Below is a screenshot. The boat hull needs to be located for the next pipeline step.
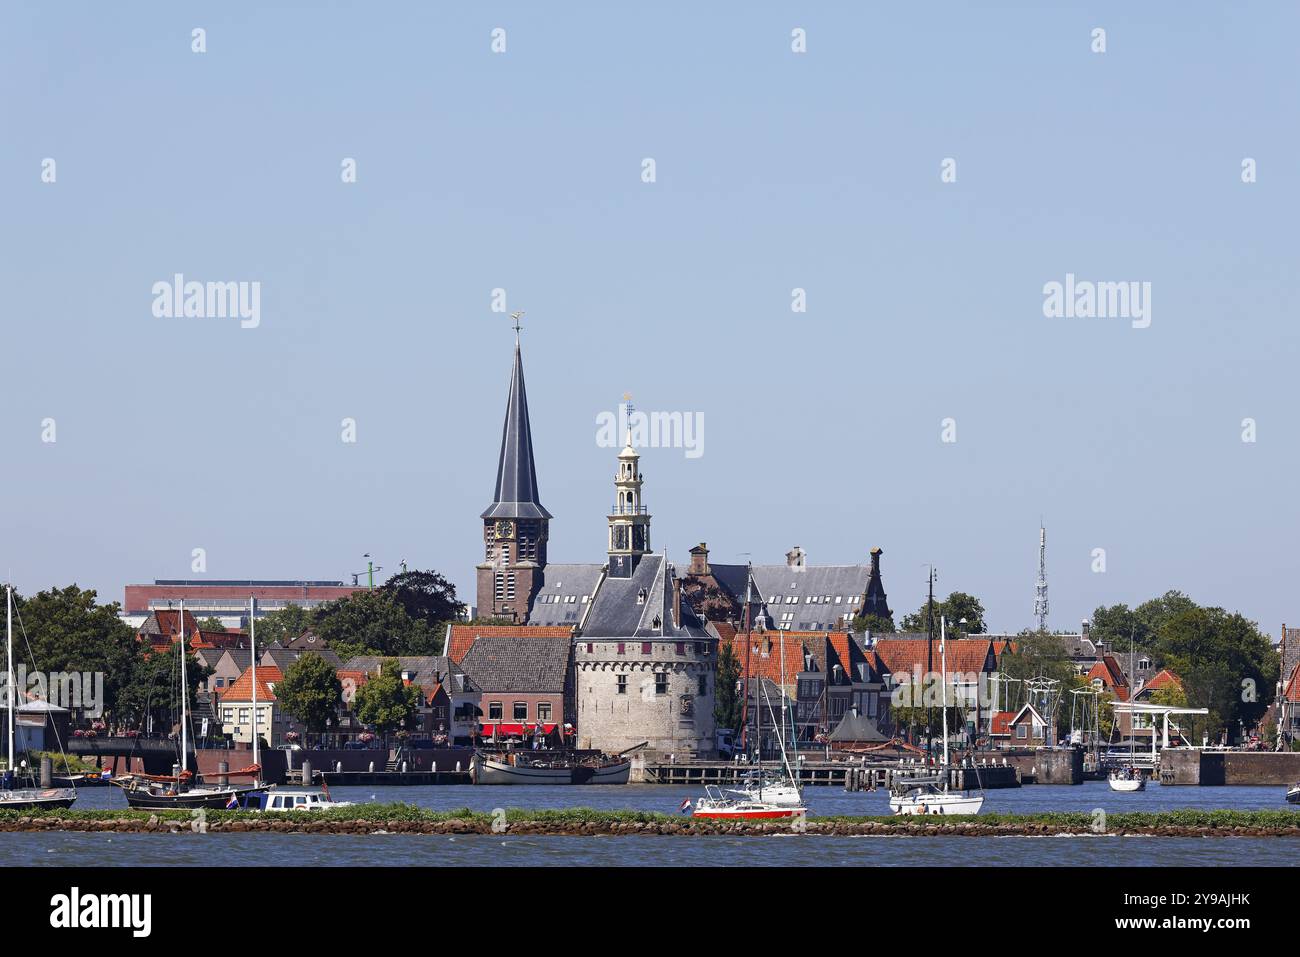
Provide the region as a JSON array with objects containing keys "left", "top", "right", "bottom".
[
  {"left": 1108, "top": 777, "right": 1146, "bottom": 792},
  {"left": 0, "top": 788, "right": 78, "bottom": 811},
  {"left": 889, "top": 793, "right": 985, "bottom": 815},
  {"left": 473, "top": 755, "right": 631, "bottom": 785},
  {"left": 1288, "top": 785, "right": 1300, "bottom": 805},
  {"left": 116, "top": 783, "right": 265, "bottom": 810},
  {"left": 692, "top": 806, "right": 806, "bottom": 821}
]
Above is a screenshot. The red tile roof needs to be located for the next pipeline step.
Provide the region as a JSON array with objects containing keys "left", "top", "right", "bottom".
[
  {"left": 222, "top": 665, "right": 283, "bottom": 703},
  {"left": 1285, "top": 662, "right": 1300, "bottom": 704},
  {"left": 989, "top": 711, "right": 1016, "bottom": 736},
  {"left": 445, "top": 624, "right": 572, "bottom": 664},
  {"left": 1086, "top": 655, "right": 1130, "bottom": 700},
  {"left": 872, "top": 638, "right": 995, "bottom": 677},
  {"left": 726, "top": 631, "right": 858, "bottom": 688},
  {"left": 1143, "top": 668, "right": 1182, "bottom": 693}
]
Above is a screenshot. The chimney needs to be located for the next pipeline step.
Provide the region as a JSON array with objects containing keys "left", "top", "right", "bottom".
[
  {"left": 672, "top": 577, "right": 682, "bottom": 628},
  {"left": 689, "top": 543, "right": 710, "bottom": 577},
  {"left": 786, "top": 545, "right": 806, "bottom": 571}
]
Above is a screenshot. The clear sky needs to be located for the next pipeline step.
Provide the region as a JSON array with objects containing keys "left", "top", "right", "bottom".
[{"left": 2, "top": 2, "right": 1296, "bottom": 635}]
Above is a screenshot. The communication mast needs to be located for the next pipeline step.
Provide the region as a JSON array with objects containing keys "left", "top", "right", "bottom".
[{"left": 1033, "top": 523, "right": 1049, "bottom": 633}]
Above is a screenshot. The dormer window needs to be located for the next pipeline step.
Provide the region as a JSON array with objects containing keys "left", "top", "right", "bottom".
[{"left": 636, "top": 588, "right": 647, "bottom": 605}]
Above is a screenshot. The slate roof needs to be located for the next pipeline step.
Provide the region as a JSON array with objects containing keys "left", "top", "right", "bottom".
[
  {"left": 457, "top": 636, "right": 572, "bottom": 694},
  {"left": 445, "top": 624, "right": 573, "bottom": 665},
  {"left": 579, "top": 555, "right": 709, "bottom": 639},
  {"left": 138, "top": 609, "right": 201, "bottom": 639},
  {"left": 263, "top": 643, "right": 342, "bottom": 673},
  {"left": 525, "top": 563, "right": 604, "bottom": 626},
  {"left": 481, "top": 341, "right": 551, "bottom": 521},
  {"left": 213, "top": 647, "right": 255, "bottom": 674},
  {"left": 744, "top": 563, "right": 874, "bottom": 631}
]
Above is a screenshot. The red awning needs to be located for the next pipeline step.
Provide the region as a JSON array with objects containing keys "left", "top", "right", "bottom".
[{"left": 479, "top": 722, "right": 560, "bottom": 737}]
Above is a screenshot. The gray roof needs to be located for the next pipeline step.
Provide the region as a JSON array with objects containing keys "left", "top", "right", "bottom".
[
  {"left": 526, "top": 563, "right": 605, "bottom": 626},
  {"left": 829, "top": 711, "right": 888, "bottom": 743},
  {"left": 265, "top": 644, "right": 342, "bottom": 672},
  {"left": 212, "top": 647, "right": 254, "bottom": 672},
  {"left": 579, "top": 554, "right": 709, "bottom": 639},
  {"left": 481, "top": 341, "right": 551, "bottom": 521},
  {"left": 457, "top": 636, "right": 571, "bottom": 694},
  {"left": 343, "top": 655, "right": 476, "bottom": 694},
  {"left": 743, "top": 563, "right": 873, "bottom": 631}
]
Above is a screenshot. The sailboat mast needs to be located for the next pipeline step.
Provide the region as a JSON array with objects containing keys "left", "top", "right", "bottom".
[
  {"left": 6, "top": 585, "right": 14, "bottom": 773},
  {"left": 250, "top": 597, "right": 259, "bottom": 768},
  {"left": 179, "top": 600, "right": 188, "bottom": 774},
  {"left": 940, "top": 616, "right": 950, "bottom": 769}
]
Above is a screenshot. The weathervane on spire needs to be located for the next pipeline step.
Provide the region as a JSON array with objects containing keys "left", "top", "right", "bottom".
[{"left": 509, "top": 311, "right": 525, "bottom": 342}]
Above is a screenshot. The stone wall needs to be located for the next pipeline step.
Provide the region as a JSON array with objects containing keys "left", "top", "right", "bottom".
[{"left": 575, "top": 640, "right": 716, "bottom": 757}]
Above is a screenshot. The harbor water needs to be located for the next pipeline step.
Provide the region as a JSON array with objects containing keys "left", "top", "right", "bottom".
[{"left": 3, "top": 781, "right": 1296, "bottom": 866}]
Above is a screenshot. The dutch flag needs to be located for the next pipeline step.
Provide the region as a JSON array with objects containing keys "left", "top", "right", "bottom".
[
  {"left": 678, "top": 799, "right": 691, "bottom": 814},
  {"left": 225, "top": 795, "right": 239, "bottom": 810}
]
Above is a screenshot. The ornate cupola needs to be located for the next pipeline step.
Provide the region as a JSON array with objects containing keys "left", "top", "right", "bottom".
[
  {"left": 607, "top": 404, "right": 651, "bottom": 579},
  {"left": 476, "top": 320, "right": 551, "bottom": 622}
]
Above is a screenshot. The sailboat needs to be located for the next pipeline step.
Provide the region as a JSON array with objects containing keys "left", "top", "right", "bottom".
[
  {"left": 114, "top": 599, "right": 265, "bottom": 809},
  {"left": 1108, "top": 632, "right": 1147, "bottom": 792},
  {"left": 0, "top": 584, "right": 77, "bottom": 811},
  {"left": 723, "top": 621, "right": 804, "bottom": 808},
  {"left": 692, "top": 566, "right": 807, "bottom": 822},
  {"left": 889, "top": 615, "right": 984, "bottom": 815}
]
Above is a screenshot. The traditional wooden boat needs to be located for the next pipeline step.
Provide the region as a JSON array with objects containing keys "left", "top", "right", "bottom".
[{"left": 471, "top": 751, "right": 631, "bottom": 785}]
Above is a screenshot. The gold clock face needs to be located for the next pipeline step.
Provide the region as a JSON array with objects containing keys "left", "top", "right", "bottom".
[{"left": 495, "top": 520, "right": 515, "bottom": 539}]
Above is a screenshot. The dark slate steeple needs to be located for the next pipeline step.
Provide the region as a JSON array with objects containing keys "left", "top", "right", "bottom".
[{"left": 482, "top": 339, "right": 552, "bottom": 520}]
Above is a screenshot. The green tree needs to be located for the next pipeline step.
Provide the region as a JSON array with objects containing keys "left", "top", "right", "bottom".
[
  {"left": 312, "top": 591, "right": 439, "bottom": 660},
  {"left": 380, "top": 570, "right": 464, "bottom": 627},
  {"left": 713, "top": 642, "right": 741, "bottom": 731},
  {"left": 9, "top": 586, "right": 142, "bottom": 725},
  {"left": 852, "top": 613, "right": 895, "bottom": 634},
  {"left": 352, "top": 658, "right": 422, "bottom": 736},
  {"left": 196, "top": 616, "right": 227, "bottom": 634},
  {"left": 1153, "top": 607, "right": 1275, "bottom": 743},
  {"left": 998, "top": 629, "right": 1079, "bottom": 735},
  {"left": 115, "top": 642, "right": 210, "bottom": 733},
  {"left": 900, "top": 592, "right": 986, "bottom": 635},
  {"left": 276, "top": 651, "right": 343, "bottom": 735}
]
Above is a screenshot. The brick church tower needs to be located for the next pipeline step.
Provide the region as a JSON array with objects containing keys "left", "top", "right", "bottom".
[{"left": 476, "top": 333, "right": 551, "bottom": 622}]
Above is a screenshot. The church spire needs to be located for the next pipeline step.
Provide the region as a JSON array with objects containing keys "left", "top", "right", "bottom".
[{"left": 482, "top": 336, "right": 551, "bottom": 520}]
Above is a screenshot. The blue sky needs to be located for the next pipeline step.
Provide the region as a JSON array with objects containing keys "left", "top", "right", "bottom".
[{"left": 2, "top": 2, "right": 1297, "bottom": 635}]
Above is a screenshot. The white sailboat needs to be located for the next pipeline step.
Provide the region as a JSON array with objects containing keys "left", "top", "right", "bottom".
[
  {"left": 0, "top": 584, "right": 78, "bottom": 810},
  {"left": 889, "top": 615, "right": 984, "bottom": 815},
  {"left": 693, "top": 566, "right": 808, "bottom": 821},
  {"left": 1108, "top": 633, "right": 1147, "bottom": 792}
]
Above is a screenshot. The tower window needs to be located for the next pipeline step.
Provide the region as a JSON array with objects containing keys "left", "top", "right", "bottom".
[
  {"left": 616, "top": 675, "right": 627, "bottom": 694},
  {"left": 655, "top": 674, "right": 668, "bottom": 695}
]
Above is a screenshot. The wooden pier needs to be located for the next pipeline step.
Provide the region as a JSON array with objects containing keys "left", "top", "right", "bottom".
[{"left": 639, "top": 760, "right": 1021, "bottom": 790}]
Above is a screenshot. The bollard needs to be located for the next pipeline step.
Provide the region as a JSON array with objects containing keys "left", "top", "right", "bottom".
[
  {"left": 301, "top": 759, "right": 312, "bottom": 785},
  {"left": 336, "top": 761, "right": 342, "bottom": 773},
  {"left": 218, "top": 761, "right": 229, "bottom": 788},
  {"left": 40, "top": 756, "right": 53, "bottom": 788},
  {"left": 401, "top": 761, "right": 408, "bottom": 773},
  {"left": 368, "top": 761, "right": 375, "bottom": 773},
  {"left": 455, "top": 761, "right": 461, "bottom": 773}
]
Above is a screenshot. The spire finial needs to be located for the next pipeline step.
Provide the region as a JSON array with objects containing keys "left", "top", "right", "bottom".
[{"left": 510, "top": 311, "right": 525, "bottom": 344}]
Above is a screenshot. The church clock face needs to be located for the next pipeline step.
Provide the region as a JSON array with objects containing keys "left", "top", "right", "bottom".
[{"left": 495, "top": 520, "right": 514, "bottom": 539}]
